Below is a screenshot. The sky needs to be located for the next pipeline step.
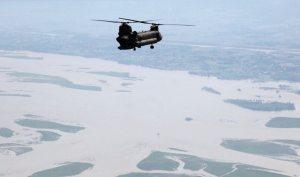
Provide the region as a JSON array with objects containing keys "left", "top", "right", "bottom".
[{"left": 1, "top": 0, "right": 300, "bottom": 46}]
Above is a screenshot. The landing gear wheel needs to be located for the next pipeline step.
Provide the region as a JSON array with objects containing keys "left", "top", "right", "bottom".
[
  {"left": 150, "top": 45, "right": 154, "bottom": 49},
  {"left": 133, "top": 47, "right": 136, "bottom": 51}
]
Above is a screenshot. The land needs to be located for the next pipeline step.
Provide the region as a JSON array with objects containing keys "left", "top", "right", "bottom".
[
  {"left": 265, "top": 117, "right": 300, "bottom": 128},
  {"left": 1, "top": 51, "right": 299, "bottom": 176},
  {"left": 1, "top": 147, "right": 33, "bottom": 156},
  {"left": 185, "top": 117, "right": 193, "bottom": 121},
  {"left": 28, "top": 162, "right": 94, "bottom": 177},
  {"left": 223, "top": 99, "right": 295, "bottom": 111},
  {"left": 1, "top": 1, "right": 300, "bottom": 176},
  {"left": 7, "top": 72, "right": 102, "bottom": 91},
  {"left": 24, "top": 114, "right": 44, "bottom": 118},
  {"left": 37, "top": 131, "right": 61, "bottom": 141},
  {"left": 272, "top": 140, "right": 300, "bottom": 147},
  {"left": 121, "top": 83, "right": 133, "bottom": 87},
  {"left": 1, "top": 30, "right": 300, "bottom": 83},
  {"left": 0, "top": 143, "right": 26, "bottom": 147},
  {"left": 15, "top": 119, "right": 85, "bottom": 133},
  {"left": 128, "top": 151, "right": 292, "bottom": 177},
  {"left": 221, "top": 139, "right": 300, "bottom": 162},
  {"left": 202, "top": 87, "right": 221, "bottom": 95},
  {"left": 168, "top": 148, "right": 187, "bottom": 152},
  {"left": 0, "top": 128, "right": 14, "bottom": 138},
  {"left": 118, "top": 173, "right": 202, "bottom": 177},
  {"left": 88, "top": 71, "right": 136, "bottom": 79}
]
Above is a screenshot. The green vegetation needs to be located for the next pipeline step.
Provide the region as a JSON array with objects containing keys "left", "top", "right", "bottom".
[
  {"left": 121, "top": 83, "right": 133, "bottom": 87},
  {"left": 116, "top": 90, "right": 131, "bottom": 92},
  {"left": 137, "top": 151, "right": 234, "bottom": 176},
  {"left": 265, "top": 117, "right": 300, "bottom": 128},
  {"left": 15, "top": 119, "right": 85, "bottom": 133},
  {"left": 7, "top": 72, "right": 101, "bottom": 91},
  {"left": 3, "top": 56, "right": 43, "bottom": 60},
  {"left": 0, "top": 127, "right": 14, "bottom": 137},
  {"left": 202, "top": 87, "right": 221, "bottom": 95},
  {"left": 180, "top": 156, "right": 235, "bottom": 176},
  {"left": 203, "top": 161, "right": 236, "bottom": 176},
  {"left": 2, "top": 30, "right": 300, "bottom": 83},
  {"left": 137, "top": 151, "right": 180, "bottom": 171},
  {"left": 135, "top": 151, "right": 290, "bottom": 176},
  {"left": 223, "top": 99, "right": 295, "bottom": 111},
  {"left": 118, "top": 173, "right": 202, "bottom": 177},
  {"left": 0, "top": 94, "right": 31, "bottom": 97},
  {"left": 2, "top": 147, "right": 33, "bottom": 156},
  {"left": 221, "top": 139, "right": 298, "bottom": 157},
  {"left": 168, "top": 148, "right": 187, "bottom": 152},
  {"left": 88, "top": 71, "right": 136, "bottom": 79},
  {"left": 225, "top": 165, "right": 291, "bottom": 177},
  {"left": 28, "top": 162, "right": 93, "bottom": 177},
  {"left": 185, "top": 117, "right": 193, "bottom": 121},
  {"left": 37, "top": 130, "right": 61, "bottom": 141},
  {"left": 272, "top": 140, "right": 300, "bottom": 146},
  {"left": 119, "top": 168, "right": 290, "bottom": 177}
]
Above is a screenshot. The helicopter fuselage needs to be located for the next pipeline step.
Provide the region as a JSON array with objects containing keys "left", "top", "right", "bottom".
[{"left": 116, "top": 23, "right": 162, "bottom": 50}]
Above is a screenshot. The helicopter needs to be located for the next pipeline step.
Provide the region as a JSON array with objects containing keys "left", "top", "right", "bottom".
[{"left": 92, "top": 17, "right": 195, "bottom": 51}]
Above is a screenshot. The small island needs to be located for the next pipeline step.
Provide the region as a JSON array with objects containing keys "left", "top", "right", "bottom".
[
  {"left": 223, "top": 99, "right": 295, "bottom": 111},
  {"left": 202, "top": 87, "right": 221, "bottom": 95},
  {"left": 265, "top": 117, "right": 300, "bottom": 128},
  {"left": 15, "top": 119, "right": 85, "bottom": 133},
  {"left": 185, "top": 117, "right": 193, "bottom": 121},
  {"left": 0, "top": 127, "right": 14, "bottom": 138}
]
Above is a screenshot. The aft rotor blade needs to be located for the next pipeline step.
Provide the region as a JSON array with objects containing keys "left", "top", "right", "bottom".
[
  {"left": 141, "top": 19, "right": 165, "bottom": 22},
  {"left": 155, "top": 23, "right": 195, "bottom": 26},
  {"left": 91, "top": 19, "right": 123, "bottom": 23}
]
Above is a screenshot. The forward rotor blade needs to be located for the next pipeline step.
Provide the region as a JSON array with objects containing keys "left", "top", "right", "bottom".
[
  {"left": 119, "top": 17, "right": 164, "bottom": 23},
  {"left": 91, "top": 19, "right": 123, "bottom": 23},
  {"left": 119, "top": 17, "right": 147, "bottom": 23},
  {"left": 118, "top": 18, "right": 194, "bottom": 26}
]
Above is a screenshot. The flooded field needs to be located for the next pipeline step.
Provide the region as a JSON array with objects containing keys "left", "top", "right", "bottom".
[{"left": 0, "top": 51, "right": 300, "bottom": 176}]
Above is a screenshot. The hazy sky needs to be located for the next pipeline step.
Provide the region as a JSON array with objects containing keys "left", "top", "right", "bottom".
[{"left": 1, "top": 0, "right": 300, "bottom": 45}]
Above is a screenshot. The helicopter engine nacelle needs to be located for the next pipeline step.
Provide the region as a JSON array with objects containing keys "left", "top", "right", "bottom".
[
  {"left": 135, "top": 31, "right": 162, "bottom": 48},
  {"left": 136, "top": 31, "right": 159, "bottom": 41},
  {"left": 136, "top": 38, "right": 158, "bottom": 48}
]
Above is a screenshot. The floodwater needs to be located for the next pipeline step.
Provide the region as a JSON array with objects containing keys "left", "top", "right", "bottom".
[{"left": 0, "top": 51, "right": 300, "bottom": 176}]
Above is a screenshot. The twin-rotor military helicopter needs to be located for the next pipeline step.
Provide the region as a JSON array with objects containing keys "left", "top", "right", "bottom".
[{"left": 92, "top": 17, "right": 195, "bottom": 51}]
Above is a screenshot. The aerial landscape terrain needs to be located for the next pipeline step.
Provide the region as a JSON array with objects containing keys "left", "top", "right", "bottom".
[{"left": 1, "top": 0, "right": 300, "bottom": 177}]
